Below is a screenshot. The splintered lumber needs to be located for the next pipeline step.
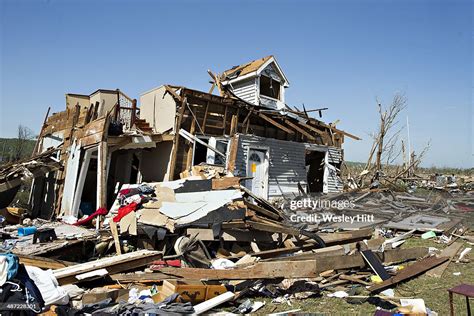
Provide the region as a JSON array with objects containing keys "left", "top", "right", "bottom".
[
  {"left": 239, "top": 185, "right": 286, "bottom": 219},
  {"left": 17, "top": 254, "right": 73, "bottom": 270},
  {"left": 154, "top": 248, "right": 427, "bottom": 281},
  {"left": 426, "top": 242, "right": 463, "bottom": 278},
  {"left": 53, "top": 250, "right": 162, "bottom": 285},
  {"left": 244, "top": 201, "right": 280, "bottom": 220},
  {"left": 211, "top": 177, "right": 242, "bottom": 190},
  {"left": 368, "top": 256, "right": 449, "bottom": 293}
]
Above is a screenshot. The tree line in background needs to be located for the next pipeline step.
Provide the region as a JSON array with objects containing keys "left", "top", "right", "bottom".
[{"left": 0, "top": 125, "right": 36, "bottom": 164}]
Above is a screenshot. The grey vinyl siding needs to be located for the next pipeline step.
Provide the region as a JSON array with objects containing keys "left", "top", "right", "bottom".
[
  {"left": 231, "top": 79, "right": 257, "bottom": 105},
  {"left": 234, "top": 135, "right": 307, "bottom": 199},
  {"left": 327, "top": 147, "right": 343, "bottom": 164},
  {"left": 326, "top": 147, "right": 343, "bottom": 193}
]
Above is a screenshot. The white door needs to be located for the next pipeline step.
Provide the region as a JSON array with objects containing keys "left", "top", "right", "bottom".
[{"left": 247, "top": 149, "right": 268, "bottom": 198}]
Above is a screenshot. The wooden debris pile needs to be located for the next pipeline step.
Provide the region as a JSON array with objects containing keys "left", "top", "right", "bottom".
[{"left": 0, "top": 176, "right": 471, "bottom": 314}]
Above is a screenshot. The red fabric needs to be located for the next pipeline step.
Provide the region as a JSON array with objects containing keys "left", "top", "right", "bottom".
[
  {"left": 113, "top": 202, "right": 138, "bottom": 222},
  {"left": 150, "top": 260, "right": 181, "bottom": 268},
  {"left": 119, "top": 188, "right": 131, "bottom": 196},
  {"left": 73, "top": 207, "right": 108, "bottom": 226}
]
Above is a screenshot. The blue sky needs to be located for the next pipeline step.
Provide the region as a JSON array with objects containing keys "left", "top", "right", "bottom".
[{"left": 1, "top": 0, "right": 472, "bottom": 167}]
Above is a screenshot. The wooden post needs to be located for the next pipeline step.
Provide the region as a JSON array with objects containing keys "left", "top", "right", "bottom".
[
  {"left": 185, "top": 118, "right": 196, "bottom": 169},
  {"left": 96, "top": 141, "right": 108, "bottom": 230},
  {"left": 222, "top": 105, "right": 228, "bottom": 135},
  {"left": 168, "top": 97, "right": 187, "bottom": 180},
  {"left": 202, "top": 101, "right": 209, "bottom": 133},
  {"left": 131, "top": 99, "right": 137, "bottom": 127}
]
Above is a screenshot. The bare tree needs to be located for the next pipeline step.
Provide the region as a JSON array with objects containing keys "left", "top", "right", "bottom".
[
  {"left": 359, "top": 93, "right": 407, "bottom": 186},
  {"left": 12, "top": 125, "right": 34, "bottom": 161}
]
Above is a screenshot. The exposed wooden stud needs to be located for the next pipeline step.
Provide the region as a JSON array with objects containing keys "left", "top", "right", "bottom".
[
  {"left": 186, "top": 118, "right": 196, "bottom": 169},
  {"left": 168, "top": 97, "right": 187, "bottom": 180},
  {"left": 202, "top": 101, "right": 210, "bottom": 133},
  {"left": 222, "top": 105, "right": 228, "bottom": 135},
  {"left": 284, "top": 119, "right": 316, "bottom": 141}
]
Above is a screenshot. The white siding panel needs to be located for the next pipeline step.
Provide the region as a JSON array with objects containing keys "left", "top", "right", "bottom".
[{"left": 232, "top": 79, "right": 257, "bottom": 105}]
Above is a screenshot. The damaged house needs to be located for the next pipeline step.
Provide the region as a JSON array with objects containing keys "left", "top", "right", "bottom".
[{"left": 23, "top": 55, "right": 359, "bottom": 219}]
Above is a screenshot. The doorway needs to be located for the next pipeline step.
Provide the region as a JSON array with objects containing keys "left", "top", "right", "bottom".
[
  {"left": 247, "top": 148, "right": 269, "bottom": 199},
  {"left": 306, "top": 150, "right": 326, "bottom": 193}
]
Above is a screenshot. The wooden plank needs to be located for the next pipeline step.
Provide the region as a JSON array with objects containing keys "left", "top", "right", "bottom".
[
  {"left": 97, "top": 141, "right": 108, "bottom": 210},
  {"left": 222, "top": 105, "right": 228, "bottom": 135},
  {"left": 153, "top": 260, "right": 319, "bottom": 280},
  {"left": 17, "top": 254, "right": 72, "bottom": 270},
  {"left": 114, "top": 248, "right": 429, "bottom": 283},
  {"left": 382, "top": 247, "right": 429, "bottom": 264},
  {"left": 227, "top": 134, "right": 239, "bottom": 173},
  {"left": 296, "top": 120, "right": 326, "bottom": 136},
  {"left": 185, "top": 117, "right": 196, "bottom": 169},
  {"left": 193, "top": 292, "right": 235, "bottom": 314},
  {"left": 284, "top": 119, "right": 316, "bottom": 141},
  {"left": 426, "top": 242, "right": 463, "bottom": 277},
  {"left": 368, "top": 256, "right": 449, "bottom": 293},
  {"left": 202, "top": 101, "right": 210, "bottom": 133},
  {"left": 164, "top": 85, "right": 182, "bottom": 102},
  {"left": 53, "top": 250, "right": 161, "bottom": 285},
  {"left": 258, "top": 113, "right": 295, "bottom": 134},
  {"left": 311, "top": 120, "right": 361, "bottom": 140},
  {"left": 168, "top": 97, "right": 187, "bottom": 180},
  {"left": 230, "top": 114, "right": 238, "bottom": 136},
  {"left": 212, "top": 177, "right": 242, "bottom": 190},
  {"left": 244, "top": 201, "right": 280, "bottom": 220},
  {"left": 315, "top": 228, "right": 373, "bottom": 246},
  {"left": 110, "top": 220, "right": 122, "bottom": 255}
]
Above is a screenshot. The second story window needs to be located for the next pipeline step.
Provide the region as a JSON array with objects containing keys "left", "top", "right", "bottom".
[{"left": 260, "top": 75, "right": 280, "bottom": 100}]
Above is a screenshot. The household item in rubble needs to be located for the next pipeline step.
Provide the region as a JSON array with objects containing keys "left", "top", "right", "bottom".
[
  {"left": 18, "top": 226, "right": 37, "bottom": 237},
  {"left": 32, "top": 228, "right": 57, "bottom": 244}
]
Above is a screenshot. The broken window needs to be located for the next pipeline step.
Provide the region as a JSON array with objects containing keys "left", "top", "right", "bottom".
[
  {"left": 193, "top": 138, "right": 209, "bottom": 165},
  {"left": 193, "top": 137, "right": 228, "bottom": 166},
  {"left": 213, "top": 140, "right": 228, "bottom": 165},
  {"left": 260, "top": 75, "right": 280, "bottom": 100}
]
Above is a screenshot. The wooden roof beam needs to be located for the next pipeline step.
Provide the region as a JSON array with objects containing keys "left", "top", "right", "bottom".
[
  {"left": 284, "top": 119, "right": 316, "bottom": 141},
  {"left": 258, "top": 113, "right": 295, "bottom": 135}
]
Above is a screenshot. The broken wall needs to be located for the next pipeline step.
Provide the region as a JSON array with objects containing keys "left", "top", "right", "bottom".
[{"left": 140, "top": 86, "right": 176, "bottom": 134}]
